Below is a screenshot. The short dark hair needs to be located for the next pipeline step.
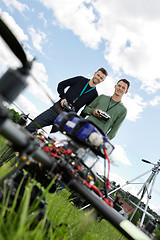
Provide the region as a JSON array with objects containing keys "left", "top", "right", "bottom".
[
  {"left": 97, "top": 68, "right": 108, "bottom": 76},
  {"left": 117, "top": 79, "right": 130, "bottom": 89}
]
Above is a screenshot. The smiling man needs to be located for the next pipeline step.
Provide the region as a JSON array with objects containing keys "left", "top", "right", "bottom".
[
  {"left": 26, "top": 68, "right": 108, "bottom": 133},
  {"left": 82, "top": 79, "right": 130, "bottom": 140}
]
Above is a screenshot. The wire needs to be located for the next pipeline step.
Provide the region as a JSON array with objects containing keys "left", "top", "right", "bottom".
[
  {"left": 12, "top": 102, "right": 48, "bottom": 135},
  {"left": 31, "top": 74, "right": 55, "bottom": 105},
  {"left": 12, "top": 102, "right": 26, "bottom": 115},
  {"left": 103, "top": 148, "right": 111, "bottom": 191}
]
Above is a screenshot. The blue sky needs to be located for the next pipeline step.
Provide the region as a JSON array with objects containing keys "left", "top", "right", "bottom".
[{"left": 0, "top": 0, "right": 160, "bottom": 216}]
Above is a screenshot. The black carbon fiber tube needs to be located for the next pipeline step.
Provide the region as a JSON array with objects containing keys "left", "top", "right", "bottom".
[
  {"left": 0, "top": 117, "right": 150, "bottom": 240},
  {"left": 68, "top": 179, "right": 151, "bottom": 240},
  {"left": 0, "top": 118, "right": 53, "bottom": 168}
]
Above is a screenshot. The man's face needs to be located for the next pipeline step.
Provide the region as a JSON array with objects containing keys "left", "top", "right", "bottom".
[
  {"left": 114, "top": 81, "right": 128, "bottom": 97},
  {"left": 92, "top": 70, "right": 107, "bottom": 85}
]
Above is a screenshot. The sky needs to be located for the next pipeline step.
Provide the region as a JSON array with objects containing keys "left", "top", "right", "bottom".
[{"left": 0, "top": 0, "right": 160, "bottom": 217}]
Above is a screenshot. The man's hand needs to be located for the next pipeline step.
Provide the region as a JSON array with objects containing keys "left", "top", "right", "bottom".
[
  {"left": 60, "top": 99, "right": 68, "bottom": 107},
  {"left": 93, "top": 109, "right": 102, "bottom": 118}
]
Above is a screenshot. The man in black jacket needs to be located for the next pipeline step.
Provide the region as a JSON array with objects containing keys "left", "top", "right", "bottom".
[{"left": 26, "top": 68, "right": 108, "bottom": 133}]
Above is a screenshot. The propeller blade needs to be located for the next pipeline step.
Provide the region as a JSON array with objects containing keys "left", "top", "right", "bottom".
[{"left": 0, "top": 17, "right": 28, "bottom": 68}]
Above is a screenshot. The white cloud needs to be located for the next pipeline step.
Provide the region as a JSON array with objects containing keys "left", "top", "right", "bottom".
[
  {"left": 39, "top": 0, "right": 102, "bottom": 49},
  {"left": 12, "top": 94, "right": 40, "bottom": 119},
  {"left": 11, "top": 94, "right": 52, "bottom": 135},
  {"left": 28, "top": 27, "right": 46, "bottom": 53},
  {"left": 111, "top": 144, "right": 131, "bottom": 166},
  {"left": 92, "top": 161, "right": 137, "bottom": 196},
  {"left": 0, "top": 11, "right": 28, "bottom": 43},
  {"left": 123, "top": 94, "right": 147, "bottom": 121},
  {"left": 93, "top": 0, "right": 160, "bottom": 93},
  {"left": 90, "top": 145, "right": 131, "bottom": 179},
  {"left": 27, "top": 61, "right": 57, "bottom": 104},
  {"left": 0, "top": 11, "right": 56, "bottom": 105},
  {"left": 0, "top": 38, "right": 20, "bottom": 73},
  {"left": 149, "top": 96, "right": 160, "bottom": 106},
  {"left": 38, "top": 12, "right": 47, "bottom": 27},
  {"left": 39, "top": 0, "right": 160, "bottom": 93},
  {"left": 2, "top": 0, "right": 29, "bottom": 13},
  {"left": 149, "top": 203, "right": 160, "bottom": 216},
  {"left": 97, "top": 76, "right": 115, "bottom": 96}
]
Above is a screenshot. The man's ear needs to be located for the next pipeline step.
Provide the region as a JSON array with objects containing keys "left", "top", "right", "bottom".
[{"left": 125, "top": 89, "right": 128, "bottom": 94}]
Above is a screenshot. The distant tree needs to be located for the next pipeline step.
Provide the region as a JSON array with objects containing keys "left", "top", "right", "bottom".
[
  {"left": 130, "top": 208, "right": 142, "bottom": 226},
  {"left": 9, "top": 109, "right": 21, "bottom": 123},
  {"left": 157, "top": 222, "right": 160, "bottom": 231},
  {"left": 128, "top": 194, "right": 139, "bottom": 205},
  {"left": 155, "top": 226, "right": 160, "bottom": 239},
  {"left": 95, "top": 178, "right": 104, "bottom": 189}
]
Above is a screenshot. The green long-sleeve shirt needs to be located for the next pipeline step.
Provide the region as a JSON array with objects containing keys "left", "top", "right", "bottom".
[{"left": 82, "top": 95, "right": 127, "bottom": 140}]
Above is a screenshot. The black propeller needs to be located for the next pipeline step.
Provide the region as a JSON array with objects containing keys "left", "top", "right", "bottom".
[
  {"left": 0, "top": 17, "right": 30, "bottom": 68},
  {"left": 0, "top": 17, "right": 33, "bottom": 102}
]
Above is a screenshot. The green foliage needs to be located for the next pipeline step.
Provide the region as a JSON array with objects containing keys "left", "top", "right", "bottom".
[
  {"left": 0, "top": 135, "right": 6, "bottom": 147},
  {"left": 0, "top": 180, "right": 49, "bottom": 240},
  {"left": 0, "top": 136, "right": 159, "bottom": 239},
  {"left": 9, "top": 108, "right": 21, "bottom": 123},
  {"left": 155, "top": 228, "right": 160, "bottom": 240},
  {"left": 115, "top": 187, "right": 160, "bottom": 226},
  {"left": 0, "top": 177, "right": 127, "bottom": 240},
  {"left": 0, "top": 144, "right": 128, "bottom": 240},
  {"left": 95, "top": 177, "right": 104, "bottom": 189},
  {"left": 129, "top": 209, "right": 142, "bottom": 226}
]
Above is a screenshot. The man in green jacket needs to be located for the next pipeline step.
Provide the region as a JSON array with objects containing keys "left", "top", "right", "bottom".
[{"left": 82, "top": 79, "right": 130, "bottom": 140}]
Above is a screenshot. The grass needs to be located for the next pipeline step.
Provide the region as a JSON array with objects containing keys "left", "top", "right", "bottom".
[{"left": 0, "top": 135, "right": 128, "bottom": 240}]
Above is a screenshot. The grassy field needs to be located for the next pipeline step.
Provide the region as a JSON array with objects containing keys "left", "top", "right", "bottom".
[{"left": 0, "top": 135, "right": 128, "bottom": 240}]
